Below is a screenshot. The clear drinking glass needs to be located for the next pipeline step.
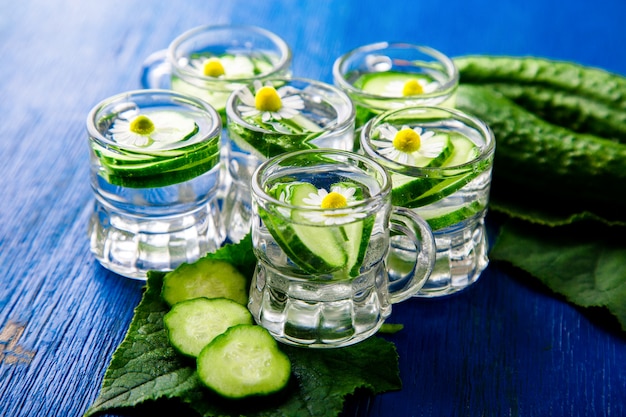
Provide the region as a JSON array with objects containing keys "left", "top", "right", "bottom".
[
  {"left": 248, "top": 149, "right": 436, "bottom": 348},
  {"left": 222, "top": 77, "right": 356, "bottom": 243},
  {"left": 140, "top": 25, "right": 293, "bottom": 198},
  {"left": 141, "top": 24, "right": 292, "bottom": 120},
  {"left": 87, "top": 90, "right": 223, "bottom": 279},
  {"left": 360, "top": 106, "right": 495, "bottom": 297},
  {"left": 333, "top": 42, "right": 459, "bottom": 131}
]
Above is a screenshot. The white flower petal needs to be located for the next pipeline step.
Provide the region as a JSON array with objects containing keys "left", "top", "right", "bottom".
[
  {"left": 269, "top": 121, "right": 292, "bottom": 134},
  {"left": 237, "top": 88, "right": 256, "bottom": 106}
]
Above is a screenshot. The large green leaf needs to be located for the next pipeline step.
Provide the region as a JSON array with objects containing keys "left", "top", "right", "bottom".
[
  {"left": 85, "top": 236, "right": 401, "bottom": 417},
  {"left": 490, "top": 220, "right": 626, "bottom": 331}
]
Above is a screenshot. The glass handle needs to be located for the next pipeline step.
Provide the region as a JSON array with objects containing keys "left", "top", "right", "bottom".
[
  {"left": 140, "top": 49, "right": 172, "bottom": 89},
  {"left": 387, "top": 206, "right": 436, "bottom": 303}
]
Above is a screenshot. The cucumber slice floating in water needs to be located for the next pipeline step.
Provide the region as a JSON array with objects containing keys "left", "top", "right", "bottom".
[
  {"left": 289, "top": 182, "right": 349, "bottom": 271},
  {"left": 94, "top": 110, "right": 220, "bottom": 188},
  {"left": 261, "top": 181, "right": 372, "bottom": 277},
  {"left": 163, "top": 297, "right": 253, "bottom": 357},
  {"left": 197, "top": 324, "right": 291, "bottom": 399},
  {"left": 390, "top": 135, "right": 483, "bottom": 208},
  {"left": 354, "top": 71, "right": 435, "bottom": 97},
  {"left": 109, "top": 111, "right": 197, "bottom": 149}
]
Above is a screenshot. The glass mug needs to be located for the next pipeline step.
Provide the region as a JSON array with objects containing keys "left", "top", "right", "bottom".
[
  {"left": 360, "top": 106, "right": 495, "bottom": 297},
  {"left": 222, "top": 77, "right": 356, "bottom": 243},
  {"left": 333, "top": 42, "right": 459, "bottom": 131},
  {"left": 141, "top": 24, "right": 292, "bottom": 120},
  {"left": 140, "top": 25, "right": 292, "bottom": 198},
  {"left": 87, "top": 89, "right": 223, "bottom": 279},
  {"left": 248, "top": 149, "right": 436, "bottom": 348}
]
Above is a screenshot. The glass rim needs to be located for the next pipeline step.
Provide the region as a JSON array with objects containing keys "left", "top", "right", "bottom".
[
  {"left": 225, "top": 76, "right": 356, "bottom": 136},
  {"left": 360, "top": 105, "right": 495, "bottom": 174},
  {"left": 332, "top": 42, "right": 459, "bottom": 101},
  {"left": 167, "top": 24, "right": 292, "bottom": 85},
  {"left": 86, "top": 88, "right": 222, "bottom": 150},
  {"left": 251, "top": 148, "right": 392, "bottom": 212}
]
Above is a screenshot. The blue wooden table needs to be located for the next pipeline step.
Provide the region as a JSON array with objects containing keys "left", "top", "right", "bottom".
[{"left": 1, "top": 1, "right": 625, "bottom": 416}]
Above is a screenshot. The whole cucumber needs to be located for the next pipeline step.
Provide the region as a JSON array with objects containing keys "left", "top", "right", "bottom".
[
  {"left": 468, "top": 83, "right": 626, "bottom": 143},
  {"left": 456, "top": 84, "right": 626, "bottom": 217},
  {"left": 454, "top": 56, "right": 626, "bottom": 110}
]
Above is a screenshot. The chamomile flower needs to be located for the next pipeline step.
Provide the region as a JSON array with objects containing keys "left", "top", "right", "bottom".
[
  {"left": 236, "top": 80, "right": 305, "bottom": 123},
  {"left": 384, "top": 77, "right": 439, "bottom": 97},
  {"left": 299, "top": 186, "right": 367, "bottom": 225},
  {"left": 188, "top": 55, "right": 256, "bottom": 78},
  {"left": 372, "top": 123, "right": 443, "bottom": 165},
  {"left": 108, "top": 112, "right": 196, "bottom": 148}
]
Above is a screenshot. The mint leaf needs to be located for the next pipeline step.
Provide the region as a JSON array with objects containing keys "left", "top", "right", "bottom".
[
  {"left": 85, "top": 237, "right": 401, "bottom": 417},
  {"left": 490, "top": 220, "right": 626, "bottom": 331}
]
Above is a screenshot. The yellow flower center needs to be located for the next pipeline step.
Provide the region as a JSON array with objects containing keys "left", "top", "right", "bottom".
[
  {"left": 320, "top": 191, "right": 348, "bottom": 209},
  {"left": 203, "top": 58, "right": 225, "bottom": 77},
  {"left": 129, "top": 115, "right": 155, "bottom": 135},
  {"left": 255, "top": 86, "right": 283, "bottom": 112},
  {"left": 402, "top": 79, "right": 424, "bottom": 96},
  {"left": 393, "top": 128, "right": 421, "bottom": 153}
]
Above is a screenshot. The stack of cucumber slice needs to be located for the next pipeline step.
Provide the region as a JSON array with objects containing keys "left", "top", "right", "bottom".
[
  {"left": 161, "top": 258, "right": 292, "bottom": 399},
  {"left": 94, "top": 111, "right": 219, "bottom": 188}
]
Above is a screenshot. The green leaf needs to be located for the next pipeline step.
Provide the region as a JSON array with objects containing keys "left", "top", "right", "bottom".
[
  {"left": 85, "top": 236, "right": 401, "bottom": 417},
  {"left": 490, "top": 220, "right": 626, "bottom": 331}
]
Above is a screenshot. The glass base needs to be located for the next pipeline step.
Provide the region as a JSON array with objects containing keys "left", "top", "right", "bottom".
[
  {"left": 248, "top": 262, "right": 391, "bottom": 348},
  {"left": 414, "top": 216, "right": 488, "bottom": 298},
  {"left": 88, "top": 199, "right": 224, "bottom": 280}
]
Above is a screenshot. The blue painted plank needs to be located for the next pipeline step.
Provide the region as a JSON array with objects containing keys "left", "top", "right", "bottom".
[{"left": 1, "top": 0, "right": 625, "bottom": 416}]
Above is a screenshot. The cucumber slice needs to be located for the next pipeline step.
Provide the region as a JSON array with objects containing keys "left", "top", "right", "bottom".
[
  {"left": 95, "top": 110, "right": 220, "bottom": 188},
  {"left": 163, "top": 297, "right": 253, "bottom": 357},
  {"left": 227, "top": 120, "right": 322, "bottom": 160},
  {"left": 355, "top": 71, "right": 433, "bottom": 97},
  {"left": 161, "top": 258, "right": 249, "bottom": 306},
  {"left": 261, "top": 181, "right": 372, "bottom": 277},
  {"left": 442, "top": 135, "right": 480, "bottom": 168},
  {"left": 391, "top": 135, "right": 482, "bottom": 208},
  {"left": 331, "top": 182, "right": 374, "bottom": 277},
  {"left": 197, "top": 324, "right": 291, "bottom": 399},
  {"left": 109, "top": 111, "right": 197, "bottom": 149},
  {"left": 418, "top": 201, "right": 486, "bottom": 231},
  {"left": 290, "top": 182, "right": 349, "bottom": 270}
]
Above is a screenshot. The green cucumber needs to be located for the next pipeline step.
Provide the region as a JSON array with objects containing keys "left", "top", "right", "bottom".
[
  {"left": 261, "top": 181, "right": 372, "bottom": 277},
  {"left": 163, "top": 297, "right": 253, "bottom": 357},
  {"left": 410, "top": 133, "right": 454, "bottom": 167},
  {"left": 455, "top": 83, "right": 626, "bottom": 143},
  {"left": 354, "top": 71, "right": 433, "bottom": 96},
  {"left": 289, "top": 182, "right": 348, "bottom": 270},
  {"left": 197, "top": 324, "right": 291, "bottom": 399},
  {"left": 418, "top": 201, "right": 486, "bottom": 231},
  {"left": 161, "top": 258, "right": 249, "bottom": 306},
  {"left": 94, "top": 111, "right": 220, "bottom": 188},
  {"left": 454, "top": 55, "right": 626, "bottom": 110},
  {"left": 456, "top": 84, "right": 626, "bottom": 213},
  {"left": 390, "top": 135, "right": 482, "bottom": 208},
  {"left": 227, "top": 120, "right": 321, "bottom": 160}
]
